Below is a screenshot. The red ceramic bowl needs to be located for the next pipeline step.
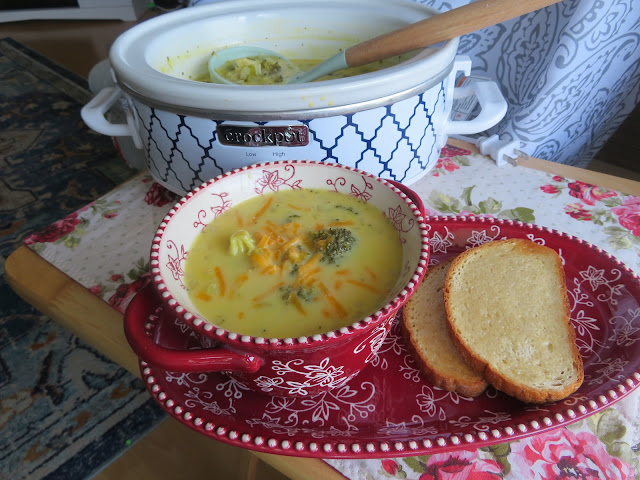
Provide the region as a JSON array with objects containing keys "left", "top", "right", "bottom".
[{"left": 124, "top": 161, "right": 429, "bottom": 397}]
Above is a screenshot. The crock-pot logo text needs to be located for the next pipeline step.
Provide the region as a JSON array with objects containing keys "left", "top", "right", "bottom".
[{"left": 217, "top": 125, "right": 309, "bottom": 147}]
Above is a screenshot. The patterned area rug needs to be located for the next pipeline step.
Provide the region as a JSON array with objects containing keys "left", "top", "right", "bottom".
[{"left": 0, "top": 38, "right": 165, "bottom": 480}]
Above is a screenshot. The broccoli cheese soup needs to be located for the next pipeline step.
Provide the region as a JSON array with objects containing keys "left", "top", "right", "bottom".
[
  {"left": 183, "top": 188, "right": 403, "bottom": 338},
  {"left": 207, "top": 53, "right": 416, "bottom": 85}
]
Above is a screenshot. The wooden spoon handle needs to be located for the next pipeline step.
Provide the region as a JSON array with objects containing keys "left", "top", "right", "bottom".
[{"left": 345, "top": 0, "right": 564, "bottom": 67}]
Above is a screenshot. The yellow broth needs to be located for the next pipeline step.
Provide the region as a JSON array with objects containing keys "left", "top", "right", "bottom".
[
  {"left": 206, "top": 52, "right": 415, "bottom": 84},
  {"left": 183, "top": 189, "right": 403, "bottom": 338}
]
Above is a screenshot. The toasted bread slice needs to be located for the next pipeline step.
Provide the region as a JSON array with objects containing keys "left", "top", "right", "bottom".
[
  {"left": 444, "top": 238, "right": 584, "bottom": 404},
  {"left": 402, "top": 259, "right": 488, "bottom": 397}
]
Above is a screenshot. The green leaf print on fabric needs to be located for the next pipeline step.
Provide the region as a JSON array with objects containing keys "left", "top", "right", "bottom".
[
  {"left": 499, "top": 207, "right": 536, "bottom": 223},
  {"left": 402, "top": 455, "right": 429, "bottom": 473},
  {"left": 587, "top": 409, "right": 639, "bottom": 472},
  {"left": 87, "top": 197, "right": 121, "bottom": 219},
  {"left": 427, "top": 186, "right": 535, "bottom": 223},
  {"left": 604, "top": 226, "right": 640, "bottom": 250},
  {"left": 60, "top": 223, "right": 87, "bottom": 248},
  {"left": 126, "top": 257, "right": 149, "bottom": 283},
  {"left": 482, "top": 443, "right": 512, "bottom": 475}
]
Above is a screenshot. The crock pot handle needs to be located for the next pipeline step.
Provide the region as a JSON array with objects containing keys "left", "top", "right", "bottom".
[
  {"left": 387, "top": 179, "right": 426, "bottom": 218},
  {"left": 81, "top": 86, "right": 143, "bottom": 148},
  {"left": 124, "top": 283, "right": 262, "bottom": 374},
  {"left": 444, "top": 78, "right": 508, "bottom": 136}
]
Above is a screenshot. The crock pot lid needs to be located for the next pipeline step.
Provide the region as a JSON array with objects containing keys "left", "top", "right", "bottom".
[{"left": 109, "top": 0, "right": 459, "bottom": 113}]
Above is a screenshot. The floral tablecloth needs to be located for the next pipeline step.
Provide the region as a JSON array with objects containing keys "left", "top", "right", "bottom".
[{"left": 25, "top": 145, "right": 640, "bottom": 479}]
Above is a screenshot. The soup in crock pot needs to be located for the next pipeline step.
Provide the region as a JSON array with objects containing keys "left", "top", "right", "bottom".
[
  {"left": 208, "top": 53, "right": 416, "bottom": 84},
  {"left": 213, "top": 55, "right": 299, "bottom": 85},
  {"left": 183, "top": 188, "right": 403, "bottom": 338}
]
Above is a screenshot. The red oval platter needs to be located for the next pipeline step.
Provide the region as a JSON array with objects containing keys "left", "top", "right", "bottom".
[{"left": 138, "top": 216, "right": 640, "bottom": 458}]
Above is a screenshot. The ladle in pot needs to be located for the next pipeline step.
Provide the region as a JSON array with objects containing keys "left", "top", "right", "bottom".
[{"left": 208, "top": 0, "right": 565, "bottom": 85}]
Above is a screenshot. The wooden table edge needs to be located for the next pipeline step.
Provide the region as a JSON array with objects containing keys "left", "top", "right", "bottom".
[{"left": 4, "top": 246, "right": 346, "bottom": 480}]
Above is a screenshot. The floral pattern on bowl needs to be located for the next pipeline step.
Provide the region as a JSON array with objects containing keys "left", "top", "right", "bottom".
[{"left": 125, "top": 160, "right": 430, "bottom": 397}]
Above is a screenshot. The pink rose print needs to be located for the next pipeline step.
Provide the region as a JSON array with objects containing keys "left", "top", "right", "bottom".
[
  {"left": 418, "top": 450, "right": 503, "bottom": 480},
  {"left": 612, "top": 196, "right": 640, "bottom": 236},
  {"left": 565, "top": 203, "right": 593, "bottom": 221},
  {"left": 430, "top": 144, "right": 472, "bottom": 177},
  {"left": 540, "top": 185, "right": 560, "bottom": 194},
  {"left": 567, "top": 180, "right": 617, "bottom": 206},
  {"left": 434, "top": 156, "right": 461, "bottom": 174},
  {"left": 541, "top": 176, "right": 640, "bottom": 250},
  {"left": 381, "top": 459, "right": 400, "bottom": 475},
  {"left": 617, "top": 212, "right": 640, "bottom": 236},
  {"left": 88, "top": 285, "right": 103, "bottom": 296},
  {"left": 108, "top": 272, "right": 151, "bottom": 313},
  {"left": 612, "top": 196, "right": 640, "bottom": 212},
  {"left": 24, "top": 212, "right": 81, "bottom": 245},
  {"left": 441, "top": 145, "right": 471, "bottom": 158},
  {"left": 510, "top": 428, "right": 633, "bottom": 480},
  {"left": 144, "top": 182, "right": 177, "bottom": 207}
]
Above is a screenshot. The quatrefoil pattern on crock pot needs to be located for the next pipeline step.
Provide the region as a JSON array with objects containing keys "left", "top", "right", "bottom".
[{"left": 132, "top": 84, "right": 446, "bottom": 194}]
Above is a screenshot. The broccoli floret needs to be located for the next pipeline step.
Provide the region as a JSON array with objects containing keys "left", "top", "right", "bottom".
[
  {"left": 260, "top": 58, "right": 282, "bottom": 74},
  {"left": 309, "top": 228, "right": 356, "bottom": 264},
  {"left": 280, "top": 285, "right": 316, "bottom": 303},
  {"left": 229, "top": 229, "right": 256, "bottom": 256}
]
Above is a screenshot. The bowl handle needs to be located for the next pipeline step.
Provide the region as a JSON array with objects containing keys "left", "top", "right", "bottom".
[
  {"left": 387, "top": 179, "right": 426, "bottom": 218},
  {"left": 124, "top": 283, "right": 262, "bottom": 374}
]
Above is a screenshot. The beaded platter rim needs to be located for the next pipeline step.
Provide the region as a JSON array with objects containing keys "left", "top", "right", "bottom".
[{"left": 138, "top": 215, "right": 640, "bottom": 458}]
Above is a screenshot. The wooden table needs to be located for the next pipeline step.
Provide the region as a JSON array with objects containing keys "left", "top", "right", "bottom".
[{"left": 6, "top": 139, "right": 640, "bottom": 480}]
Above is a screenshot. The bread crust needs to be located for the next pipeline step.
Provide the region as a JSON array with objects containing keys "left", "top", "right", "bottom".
[
  {"left": 443, "top": 238, "right": 584, "bottom": 404},
  {"left": 402, "top": 260, "right": 488, "bottom": 397},
  {"left": 401, "top": 326, "right": 489, "bottom": 397}
]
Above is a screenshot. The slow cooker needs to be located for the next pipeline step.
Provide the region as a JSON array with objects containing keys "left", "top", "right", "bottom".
[{"left": 82, "top": 0, "right": 507, "bottom": 195}]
